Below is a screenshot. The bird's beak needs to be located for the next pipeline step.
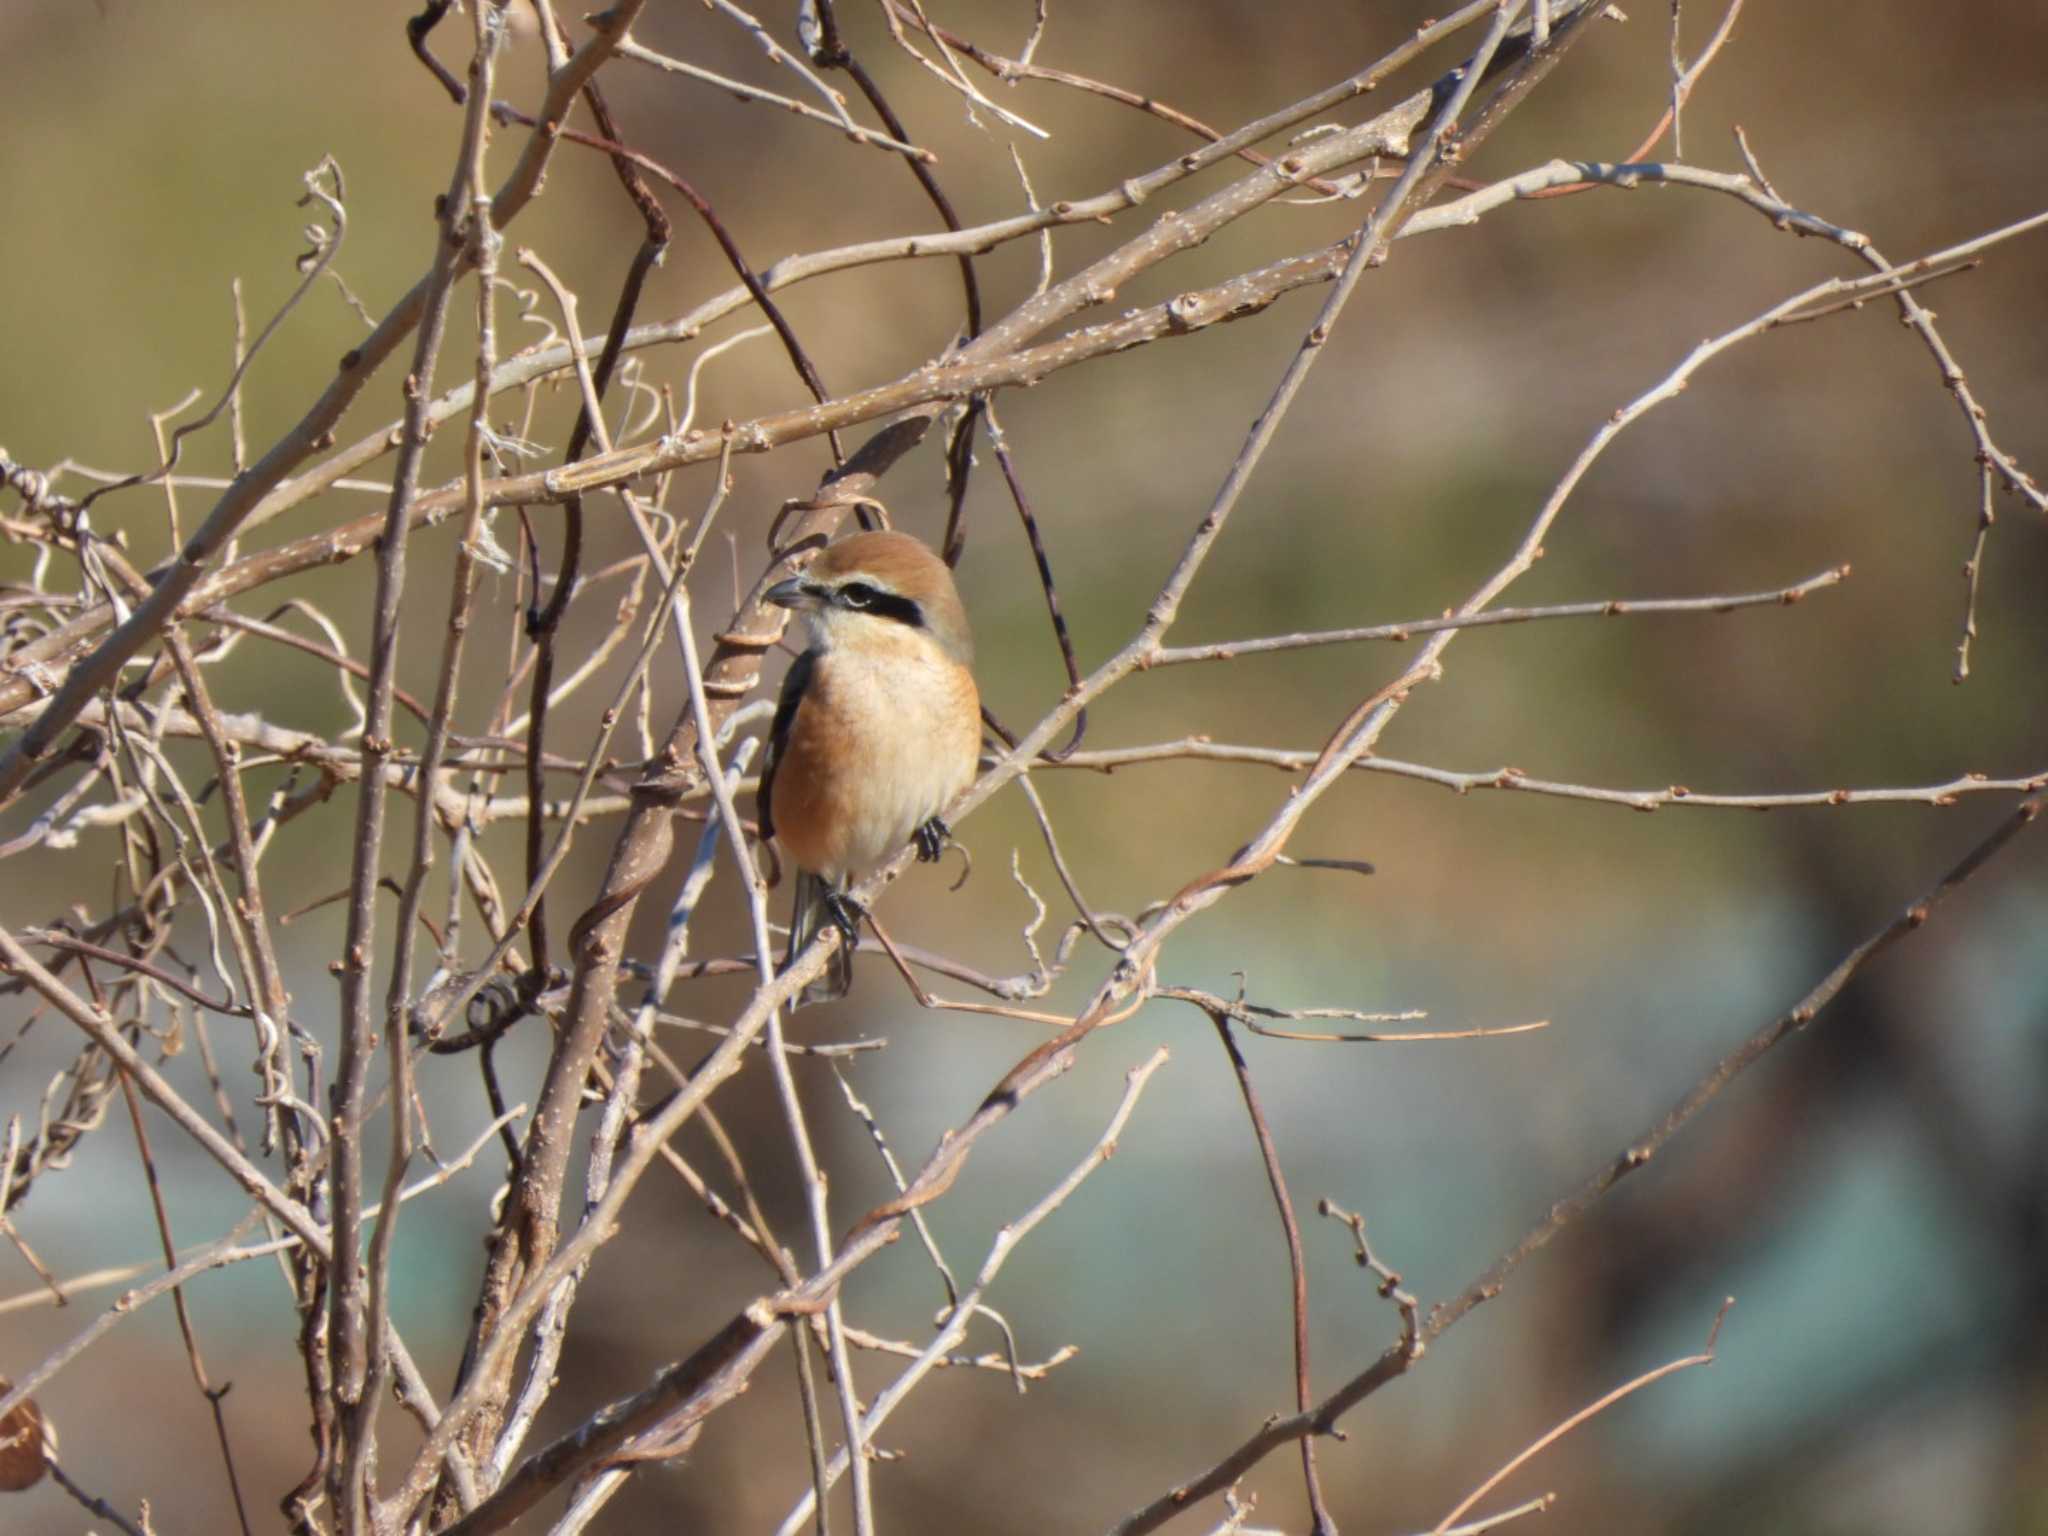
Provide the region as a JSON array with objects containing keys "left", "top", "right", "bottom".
[{"left": 764, "top": 576, "right": 818, "bottom": 611}]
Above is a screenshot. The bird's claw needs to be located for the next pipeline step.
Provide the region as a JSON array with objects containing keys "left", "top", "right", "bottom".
[
  {"left": 913, "top": 816, "right": 951, "bottom": 862},
  {"left": 823, "top": 891, "right": 867, "bottom": 940}
]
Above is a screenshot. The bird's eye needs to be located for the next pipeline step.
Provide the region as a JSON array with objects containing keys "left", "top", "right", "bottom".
[{"left": 839, "top": 581, "right": 878, "bottom": 609}]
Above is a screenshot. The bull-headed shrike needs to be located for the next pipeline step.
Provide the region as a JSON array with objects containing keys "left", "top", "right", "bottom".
[{"left": 759, "top": 531, "right": 981, "bottom": 1006}]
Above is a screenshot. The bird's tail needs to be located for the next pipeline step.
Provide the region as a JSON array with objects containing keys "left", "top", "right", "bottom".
[{"left": 785, "top": 869, "right": 854, "bottom": 1007}]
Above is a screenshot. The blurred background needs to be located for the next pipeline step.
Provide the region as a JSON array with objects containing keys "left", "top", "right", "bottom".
[{"left": 3, "top": 1, "right": 2047, "bottom": 1532}]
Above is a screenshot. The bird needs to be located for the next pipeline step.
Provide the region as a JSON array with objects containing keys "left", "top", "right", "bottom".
[{"left": 757, "top": 530, "right": 981, "bottom": 1006}]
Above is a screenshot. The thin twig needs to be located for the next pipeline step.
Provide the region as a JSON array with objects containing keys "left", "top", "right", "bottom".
[
  {"left": 770, "top": 1049, "right": 1170, "bottom": 1536},
  {"left": 1208, "top": 1012, "right": 1335, "bottom": 1534},
  {"left": 1430, "top": 1299, "right": 1734, "bottom": 1532}
]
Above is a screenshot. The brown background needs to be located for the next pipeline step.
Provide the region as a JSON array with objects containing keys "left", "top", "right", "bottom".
[{"left": 3, "top": 2, "right": 2046, "bottom": 1532}]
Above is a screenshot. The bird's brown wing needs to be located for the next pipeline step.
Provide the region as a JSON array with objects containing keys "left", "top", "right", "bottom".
[{"left": 757, "top": 648, "right": 815, "bottom": 845}]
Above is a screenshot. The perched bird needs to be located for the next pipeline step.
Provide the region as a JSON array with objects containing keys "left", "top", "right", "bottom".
[{"left": 758, "top": 531, "right": 981, "bottom": 1005}]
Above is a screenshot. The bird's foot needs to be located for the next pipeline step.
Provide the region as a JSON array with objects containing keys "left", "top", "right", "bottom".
[
  {"left": 823, "top": 891, "right": 867, "bottom": 941},
  {"left": 913, "top": 815, "right": 951, "bottom": 862}
]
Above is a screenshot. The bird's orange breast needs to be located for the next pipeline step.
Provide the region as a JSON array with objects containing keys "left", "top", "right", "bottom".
[{"left": 771, "top": 629, "right": 979, "bottom": 884}]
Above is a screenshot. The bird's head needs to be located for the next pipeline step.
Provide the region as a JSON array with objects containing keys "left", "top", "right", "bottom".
[{"left": 765, "top": 531, "right": 973, "bottom": 666}]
